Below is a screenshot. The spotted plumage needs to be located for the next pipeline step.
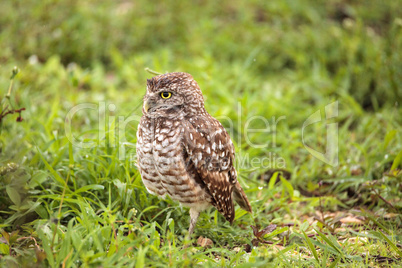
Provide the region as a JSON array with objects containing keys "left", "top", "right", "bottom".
[{"left": 136, "top": 72, "right": 252, "bottom": 237}]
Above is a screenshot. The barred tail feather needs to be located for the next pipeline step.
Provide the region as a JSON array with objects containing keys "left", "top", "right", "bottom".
[{"left": 232, "top": 181, "right": 252, "bottom": 213}]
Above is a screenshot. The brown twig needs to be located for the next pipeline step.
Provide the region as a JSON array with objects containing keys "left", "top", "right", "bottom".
[
  {"left": 62, "top": 249, "right": 74, "bottom": 268},
  {"left": 111, "top": 219, "right": 119, "bottom": 252},
  {"left": 372, "top": 188, "right": 397, "bottom": 212},
  {"left": 0, "top": 107, "right": 26, "bottom": 122},
  {"left": 17, "top": 236, "right": 40, "bottom": 249}
]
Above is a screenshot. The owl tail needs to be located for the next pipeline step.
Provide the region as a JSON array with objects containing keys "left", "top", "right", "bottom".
[{"left": 232, "top": 181, "right": 252, "bottom": 213}]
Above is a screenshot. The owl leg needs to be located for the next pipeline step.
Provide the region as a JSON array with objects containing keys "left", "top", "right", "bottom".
[
  {"left": 183, "top": 209, "right": 200, "bottom": 248},
  {"left": 188, "top": 208, "right": 200, "bottom": 236}
]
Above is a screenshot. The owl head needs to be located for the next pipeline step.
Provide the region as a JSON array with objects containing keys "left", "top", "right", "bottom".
[{"left": 143, "top": 72, "right": 205, "bottom": 117}]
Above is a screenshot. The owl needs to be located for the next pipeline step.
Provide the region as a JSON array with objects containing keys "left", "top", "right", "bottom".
[{"left": 136, "top": 72, "right": 252, "bottom": 238}]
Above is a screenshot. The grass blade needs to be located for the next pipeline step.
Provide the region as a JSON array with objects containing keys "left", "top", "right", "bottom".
[
  {"left": 302, "top": 231, "right": 319, "bottom": 263},
  {"left": 373, "top": 231, "right": 402, "bottom": 258}
]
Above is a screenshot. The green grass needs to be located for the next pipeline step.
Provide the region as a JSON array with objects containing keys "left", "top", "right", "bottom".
[{"left": 0, "top": 0, "right": 401, "bottom": 267}]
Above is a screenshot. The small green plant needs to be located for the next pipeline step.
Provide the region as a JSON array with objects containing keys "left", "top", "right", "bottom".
[{"left": 0, "top": 67, "right": 25, "bottom": 134}]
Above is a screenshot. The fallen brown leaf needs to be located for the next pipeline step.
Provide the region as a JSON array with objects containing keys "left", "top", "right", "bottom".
[
  {"left": 197, "top": 236, "right": 213, "bottom": 248},
  {"left": 340, "top": 215, "right": 363, "bottom": 224}
]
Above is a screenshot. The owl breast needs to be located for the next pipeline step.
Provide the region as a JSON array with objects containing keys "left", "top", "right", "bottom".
[{"left": 136, "top": 116, "right": 211, "bottom": 208}]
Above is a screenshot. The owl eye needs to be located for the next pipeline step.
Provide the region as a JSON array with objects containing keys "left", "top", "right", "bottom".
[{"left": 160, "top": 92, "right": 172, "bottom": 99}]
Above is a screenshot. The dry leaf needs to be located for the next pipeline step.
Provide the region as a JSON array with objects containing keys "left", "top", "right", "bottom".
[
  {"left": 340, "top": 215, "right": 363, "bottom": 224},
  {"left": 251, "top": 224, "right": 277, "bottom": 238},
  {"left": 197, "top": 236, "right": 213, "bottom": 248},
  {"left": 384, "top": 213, "right": 398, "bottom": 219}
]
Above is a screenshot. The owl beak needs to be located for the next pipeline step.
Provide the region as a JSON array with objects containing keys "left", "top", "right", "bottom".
[
  {"left": 144, "top": 100, "right": 150, "bottom": 112},
  {"left": 144, "top": 99, "right": 155, "bottom": 113}
]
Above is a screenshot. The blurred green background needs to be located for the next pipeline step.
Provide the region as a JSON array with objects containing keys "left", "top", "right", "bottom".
[
  {"left": 1, "top": 0, "right": 400, "bottom": 108},
  {"left": 0, "top": 0, "right": 401, "bottom": 267}
]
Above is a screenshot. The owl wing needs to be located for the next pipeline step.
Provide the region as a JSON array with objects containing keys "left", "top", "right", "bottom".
[{"left": 183, "top": 115, "right": 237, "bottom": 223}]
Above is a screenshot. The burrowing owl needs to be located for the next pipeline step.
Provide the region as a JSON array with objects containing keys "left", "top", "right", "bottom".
[{"left": 136, "top": 72, "right": 252, "bottom": 237}]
